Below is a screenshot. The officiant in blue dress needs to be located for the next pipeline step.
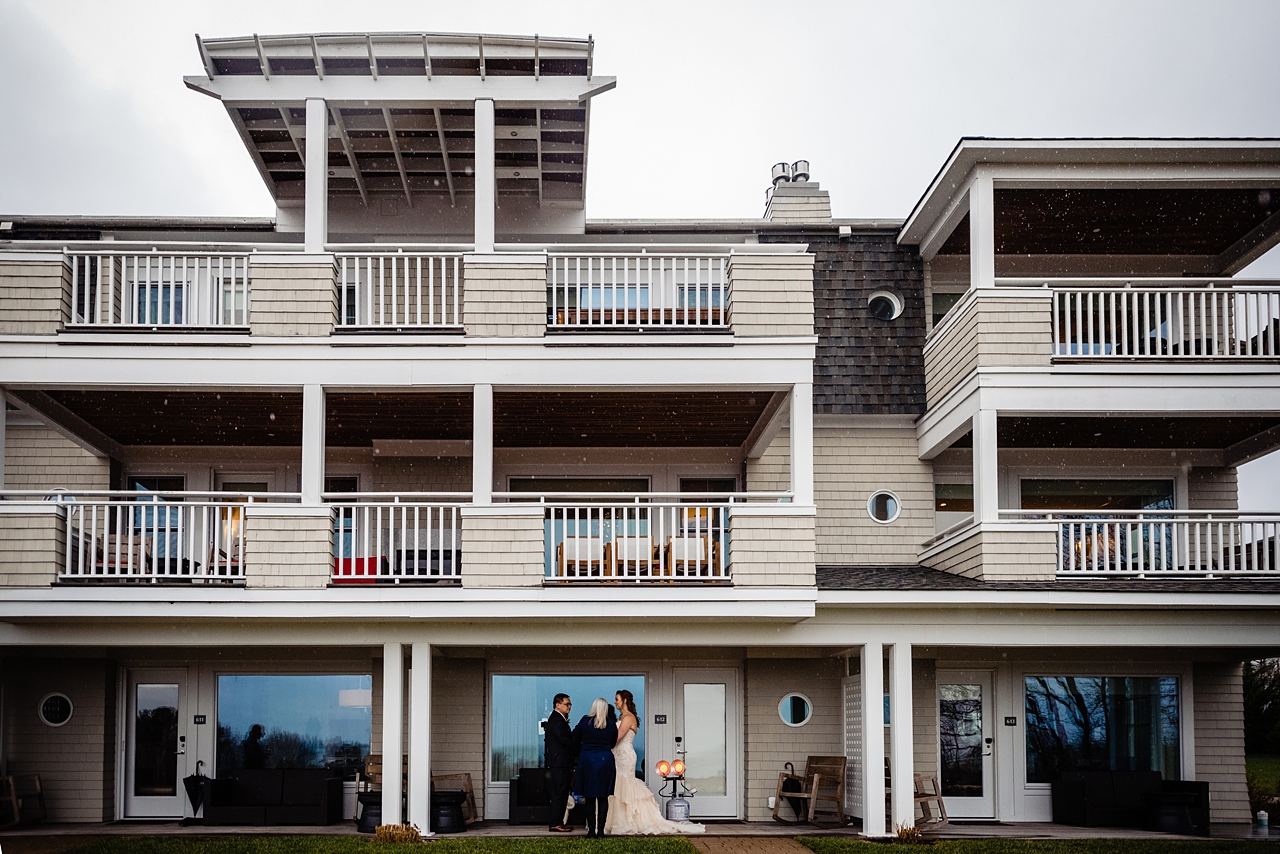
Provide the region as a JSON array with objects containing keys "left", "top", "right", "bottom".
[{"left": 573, "top": 698, "right": 617, "bottom": 838}]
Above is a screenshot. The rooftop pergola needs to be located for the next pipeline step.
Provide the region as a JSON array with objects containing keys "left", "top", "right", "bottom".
[{"left": 185, "top": 32, "right": 616, "bottom": 249}]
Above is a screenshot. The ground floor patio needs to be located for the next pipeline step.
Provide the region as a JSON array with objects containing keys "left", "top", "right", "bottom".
[{"left": 1, "top": 633, "right": 1264, "bottom": 835}]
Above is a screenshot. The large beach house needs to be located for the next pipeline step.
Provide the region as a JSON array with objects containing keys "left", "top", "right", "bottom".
[{"left": 2, "top": 30, "right": 1278, "bottom": 834}]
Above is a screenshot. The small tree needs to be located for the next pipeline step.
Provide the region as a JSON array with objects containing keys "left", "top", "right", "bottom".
[{"left": 1244, "top": 659, "right": 1280, "bottom": 755}]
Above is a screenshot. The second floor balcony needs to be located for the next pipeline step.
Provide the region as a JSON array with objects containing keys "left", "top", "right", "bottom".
[
  {"left": 1, "top": 489, "right": 806, "bottom": 590},
  {"left": 1, "top": 242, "right": 813, "bottom": 341}
]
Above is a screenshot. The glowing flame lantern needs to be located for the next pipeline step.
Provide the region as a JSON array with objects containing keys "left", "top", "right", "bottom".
[
  {"left": 656, "top": 760, "right": 671, "bottom": 778},
  {"left": 672, "top": 759, "right": 686, "bottom": 776}
]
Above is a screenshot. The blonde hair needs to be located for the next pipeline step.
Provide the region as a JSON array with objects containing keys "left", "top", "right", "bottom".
[{"left": 590, "top": 697, "right": 610, "bottom": 729}]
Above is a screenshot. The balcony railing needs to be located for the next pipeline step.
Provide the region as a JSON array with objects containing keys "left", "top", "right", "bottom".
[
  {"left": 48, "top": 491, "right": 292, "bottom": 582},
  {"left": 1007, "top": 279, "right": 1280, "bottom": 359},
  {"left": 506, "top": 492, "right": 769, "bottom": 582},
  {"left": 1003, "top": 510, "right": 1280, "bottom": 576},
  {"left": 328, "top": 494, "right": 466, "bottom": 584},
  {"left": 68, "top": 251, "right": 251, "bottom": 327},
  {"left": 335, "top": 253, "right": 463, "bottom": 329},
  {"left": 547, "top": 254, "right": 728, "bottom": 329}
]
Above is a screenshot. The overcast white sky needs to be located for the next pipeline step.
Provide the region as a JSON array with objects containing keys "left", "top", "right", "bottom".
[{"left": 2, "top": 0, "right": 1279, "bottom": 505}]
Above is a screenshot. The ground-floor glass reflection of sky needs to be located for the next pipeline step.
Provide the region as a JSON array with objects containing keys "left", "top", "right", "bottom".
[
  {"left": 491, "top": 675, "right": 645, "bottom": 783},
  {"left": 217, "top": 674, "right": 371, "bottom": 774}
]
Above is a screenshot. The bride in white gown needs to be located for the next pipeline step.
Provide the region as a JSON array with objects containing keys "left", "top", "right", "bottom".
[{"left": 605, "top": 690, "right": 705, "bottom": 835}]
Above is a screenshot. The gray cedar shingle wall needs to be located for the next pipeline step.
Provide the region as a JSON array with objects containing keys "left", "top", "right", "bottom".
[
  {"left": 1193, "top": 661, "right": 1251, "bottom": 823},
  {"left": 4, "top": 657, "right": 113, "bottom": 822},
  {"left": 761, "top": 230, "right": 925, "bottom": 415},
  {"left": 743, "top": 657, "right": 844, "bottom": 821}
]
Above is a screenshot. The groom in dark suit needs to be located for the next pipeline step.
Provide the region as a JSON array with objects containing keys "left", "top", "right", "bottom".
[{"left": 543, "top": 693, "right": 578, "bottom": 832}]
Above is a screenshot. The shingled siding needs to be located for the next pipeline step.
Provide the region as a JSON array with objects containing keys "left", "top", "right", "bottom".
[
  {"left": 1188, "top": 467, "right": 1239, "bottom": 511},
  {"left": 3, "top": 657, "right": 114, "bottom": 821},
  {"left": 761, "top": 230, "right": 926, "bottom": 415},
  {"left": 0, "top": 509, "right": 64, "bottom": 586},
  {"left": 463, "top": 255, "right": 546, "bottom": 338},
  {"left": 920, "top": 523, "right": 1057, "bottom": 582},
  {"left": 4, "top": 423, "right": 110, "bottom": 491},
  {"left": 0, "top": 256, "right": 70, "bottom": 335},
  {"left": 1192, "top": 661, "right": 1251, "bottom": 823},
  {"left": 373, "top": 456, "right": 472, "bottom": 492},
  {"left": 244, "top": 509, "right": 333, "bottom": 588},
  {"left": 249, "top": 257, "right": 338, "bottom": 336}
]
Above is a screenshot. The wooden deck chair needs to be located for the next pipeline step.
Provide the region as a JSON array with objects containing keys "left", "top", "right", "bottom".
[
  {"left": 913, "top": 773, "right": 948, "bottom": 824},
  {"left": 99, "top": 535, "right": 151, "bottom": 573},
  {"left": 609, "top": 536, "right": 657, "bottom": 577},
  {"left": 771, "top": 756, "right": 848, "bottom": 827},
  {"left": 666, "top": 535, "right": 708, "bottom": 577},
  {"left": 556, "top": 537, "right": 605, "bottom": 577},
  {"left": 0, "top": 777, "right": 19, "bottom": 829},
  {"left": 431, "top": 773, "right": 478, "bottom": 825}
]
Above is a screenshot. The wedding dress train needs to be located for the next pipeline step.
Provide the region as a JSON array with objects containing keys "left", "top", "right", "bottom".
[{"left": 604, "top": 729, "right": 705, "bottom": 835}]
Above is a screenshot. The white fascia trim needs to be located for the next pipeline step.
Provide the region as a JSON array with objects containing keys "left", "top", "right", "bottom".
[
  {"left": 0, "top": 252, "right": 69, "bottom": 264},
  {"left": 243, "top": 504, "right": 330, "bottom": 518},
  {"left": 250, "top": 253, "right": 334, "bottom": 265},
  {"left": 729, "top": 503, "right": 816, "bottom": 517},
  {"left": 463, "top": 253, "right": 547, "bottom": 264},
  {"left": 816, "top": 589, "right": 1280, "bottom": 610},
  {"left": 0, "top": 585, "right": 817, "bottom": 622}
]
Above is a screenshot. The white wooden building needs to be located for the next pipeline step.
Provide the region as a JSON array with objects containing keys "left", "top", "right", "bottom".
[{"left": 1, "top": 31, "right": 1278, "bottom": 833}]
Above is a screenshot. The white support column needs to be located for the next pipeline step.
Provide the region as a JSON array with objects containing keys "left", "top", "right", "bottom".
[
  {"left": 790, "top": 381, "right": 814, "bottom": 505},
  {"left": 972, "top": 408, "right": 999, "bottom": 524},
  {"left": 861, "top": 641, "right": 887, "bottom": 837},
  {"left": 0, "top": 388, "right": 7, "bottom": 491},
  {"left": 407, "top": 643, "right": 433, "bottom": 835},
  {"left": 473, "top": 99, "right": 496, "bottom": 253},
  {"left": 969, "top": 173, "right": 995, "bottom": 290},
  {"left": 473, "top": 383, "right": 493, "bottom": 505},
  {"left": 889, "top": 642, "right": 915, "bottom": 831},
  {"left": 304, "top": 99, "right": 330, "bottom": 254},
  {"left": 301, "top": 385, "right": 325, "bottom": 505},
  {"left": 382, "top": 643, "right": 404, "bottom": 826}
]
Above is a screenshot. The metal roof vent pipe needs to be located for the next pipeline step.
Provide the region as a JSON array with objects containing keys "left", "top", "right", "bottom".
[
  {"left": 790, "top": 160, "right": 810, "bottom": 184},
  {"left": 771, "top": 162, "right": 793, "bottom": 187}
]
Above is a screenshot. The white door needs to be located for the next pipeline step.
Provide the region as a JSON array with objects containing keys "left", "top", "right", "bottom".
[
  {"left": 124, "top": 669, "right": 190, "bottom": 818},
  {"left": 673, "top": 667, "right": 741, "bottom": 819},
  {"left": 936, "top": 669, "right": 995, "bottom": 819}
]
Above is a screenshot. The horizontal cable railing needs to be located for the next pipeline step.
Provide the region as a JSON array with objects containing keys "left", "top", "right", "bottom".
[
  {"left": 547, "top": 254, "right": 728, "bottom": 329},
  {"left": 1001, "top": 511, "right": 1280, "bottom": 576},
  {"left": 326, "top": 495, "right": 466, "bottom": 583},
  {"left": 67, "top": 251, "right": 251, "bottom": 327},
  {"left": 51, "top": 492, "right": 282, "bottom": 582},
  {"left": 1005, "top": 279, "right": 1280, "bottom": 359},
  {"left": 335, "top": 253, "right": 463, "bottom": 329},
  {"left": 532, "top": 497, "right": 736, "bottom": 582}
]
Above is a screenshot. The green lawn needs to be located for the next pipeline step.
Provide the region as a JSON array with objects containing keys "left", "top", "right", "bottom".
[
  {"left": 60, "top": 837, "right": 701, "bottom": 854},
  {"left": 797, "top": 839, "right": 1279, "bottom": 854},
  {"left": 1249, "top": 755, "right": 1280, "bottom": 795}
]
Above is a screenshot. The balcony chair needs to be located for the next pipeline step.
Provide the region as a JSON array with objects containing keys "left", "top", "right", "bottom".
[
  {"left": 665, "top": 535, "right": 723, "bottom": 578},
  {"left": 608, "top": 536, "right": 658, "bottom": 577},
  {"left": 94, "top": 534, "right": 151, "bottom": 574},
  {"left": 772, "top": 755, "right": 848, "bottom": 827},
  {"left": 913, "top": 773, "right": 948, "bottom": 824},
  {"left": 556, "top": 537, "right": 605, "bottom": 578},
  {"left": 431, "top": 773, "right": 477, "bottom": 825}
]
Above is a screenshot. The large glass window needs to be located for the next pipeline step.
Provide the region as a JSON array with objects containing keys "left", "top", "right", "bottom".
[
  {"left": 1024, "top": 676, "right": 1179, "bottom": 783},
  {"left": 216, "top": 674, "right": 372, "bottom": 777},
  {"left": 1019, "top": 479, "right": 1174, "bottom": 511},
  {"left": 491, "top": 675, "right": 645, "bottom": 783}
]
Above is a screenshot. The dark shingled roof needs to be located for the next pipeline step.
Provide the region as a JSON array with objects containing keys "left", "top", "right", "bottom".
[
  {"left": 817, "top": 565, "right": 1280, "bottom": 594},
  {"left": 761, "top": 229, "right": 926, "bottom": 415}
]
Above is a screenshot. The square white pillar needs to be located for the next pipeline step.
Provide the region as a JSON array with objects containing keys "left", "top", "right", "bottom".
[
  {"left": 889, "top": 642, "right": 915, "bottom": 830},
  {"left": 407, "top": 643, "right": 433, "bottom": 834},
  {"left": 861, "top": 641, "right": 886, "bottom": 837},
  {"left": 790, "top": 381, "right": 814, "bottom": 505},
  {"left": 0, "top": 388, "right": 7, "bottom": 491},
  {"left": 473, "top": 99, "right": 495, "bottom": 253},
  {"left": 304, "top": 98, "right": 329, "bottom": 254},
  {"left": 973, "top": 408, "right": 999, "bottom": 524},
  {"left": 969, "top": 174, "right": 995, "bottom": 290},
  {"left": 382, "top": 643, "right": 404, "bottom": 826},
  {"left": 473, "top": 383, "right": 493, "bottom": 505},
  {"left": 301, "top": 385, "right": 325, "bottom": 505}
]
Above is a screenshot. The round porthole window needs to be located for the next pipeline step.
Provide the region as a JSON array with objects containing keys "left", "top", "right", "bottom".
[
  {"left": 867, "top": 490, "right": 901, "bottom": 524},
  {"left": 778, "top": 693, "right": 813, "bottom": 727},
  {"left": 39, "top": 692, "right": 73, "bottom": 727},
  {"left": 868, "top": 290, "right": 904, "bottom": 321}
]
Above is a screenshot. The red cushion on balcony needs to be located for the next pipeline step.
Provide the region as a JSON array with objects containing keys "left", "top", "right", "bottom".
[{"left": 332, "top": 557, "right": 379, "bottom": 583}]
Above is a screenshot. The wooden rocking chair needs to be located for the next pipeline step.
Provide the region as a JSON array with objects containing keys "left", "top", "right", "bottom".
[
  {"left": 772, "top": 755, "right": 849, "bottom": 827},
  {"left": 431, "top": 773, "right": 478, "bottom": 825}
]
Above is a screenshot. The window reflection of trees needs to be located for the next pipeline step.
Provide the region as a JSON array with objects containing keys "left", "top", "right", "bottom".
[
  {"left": 938, "top": 685, "right": 983, "bottom": 797},
  {"left": 135, "top": 704, "right": 179, "bottom": 795},
  {"left": 1024, "top": 676, "right": 1179, "bottom": 783}
]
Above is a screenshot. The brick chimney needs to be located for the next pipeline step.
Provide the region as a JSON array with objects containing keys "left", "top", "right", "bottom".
[{"left": 764, "top": 160, "right": 832, "bottom": 222}]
